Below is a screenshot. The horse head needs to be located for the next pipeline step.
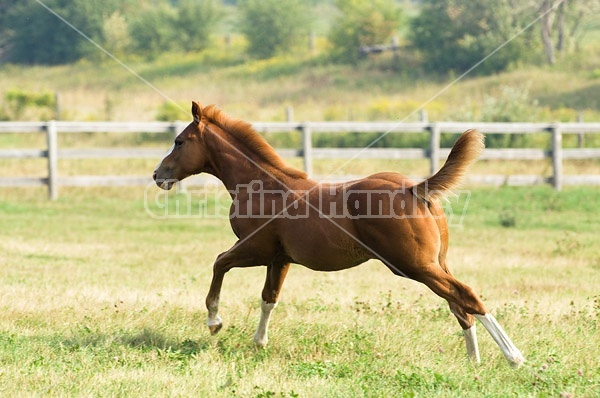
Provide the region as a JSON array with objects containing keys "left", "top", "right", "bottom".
[{"left": 153, "top": 101, "right": 210, "bottom": 190}]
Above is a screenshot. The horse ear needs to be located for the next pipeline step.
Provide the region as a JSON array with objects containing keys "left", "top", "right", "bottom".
[{"left": 191, "top": 101, "right": 202, "bottom": 123}]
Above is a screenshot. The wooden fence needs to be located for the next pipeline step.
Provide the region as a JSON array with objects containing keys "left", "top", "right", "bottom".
[{"left": 1, "top": 120, "right": 600, "bottom": 199}]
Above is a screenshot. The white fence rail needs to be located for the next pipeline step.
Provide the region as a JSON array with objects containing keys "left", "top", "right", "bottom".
[{"left": 1, "top": 121, "right": 600, "bottom": 199}]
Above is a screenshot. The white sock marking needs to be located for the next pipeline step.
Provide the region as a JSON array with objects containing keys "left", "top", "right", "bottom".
[
  {"left": 253, "top": 300, "right": 277, "bottom": 347},
  {"left": 206, "top": 314, "right": 222, "bottom": 327},
  {"left": 475, "top": 313, "right": 525, "bottom": 368},
  {"left": 463, "top": 324, "right": 480, "bottom": 364}
]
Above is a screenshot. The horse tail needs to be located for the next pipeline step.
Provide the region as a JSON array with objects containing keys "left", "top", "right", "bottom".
[{"left": 413, "top": 129, "right": 484, "bottom": 201}]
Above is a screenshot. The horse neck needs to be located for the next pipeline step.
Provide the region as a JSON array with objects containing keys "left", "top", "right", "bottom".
[{"left": 204, "top": 128, "right": 290, "bottom": 192}]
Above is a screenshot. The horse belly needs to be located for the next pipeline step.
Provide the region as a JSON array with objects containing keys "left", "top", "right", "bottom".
[{"left": 281, "top": 228, "right": 370, "bottom": 272}]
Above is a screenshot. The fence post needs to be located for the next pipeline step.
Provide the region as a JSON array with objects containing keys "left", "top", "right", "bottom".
[
  {"left": 54, "top": 92, "right": 61, "bottom": 120},
  {"left": 46, "top": 120, "right": 58, "bottom": 200},
  {"left": 577, "top": 113, "right": 584, "bottom": 148},
  {"left": 551, "top": 123, "right": 563, "bottom": 191},
  {"left": 428, "top": 123, "right": 440, "bottom": 175},
  {"left": 286, "top": 106, "right": 294, "bottom": 122},
  {"left": 301, "top": 123, "right": 313, "bottom": 177}
]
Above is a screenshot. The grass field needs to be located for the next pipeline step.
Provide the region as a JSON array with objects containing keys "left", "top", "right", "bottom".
[
  {"left": 1, "top": 185, "right": 599, "bottom": 397},
  {"left": 1, "top": 20, "right": 600, "bottom": 396}
]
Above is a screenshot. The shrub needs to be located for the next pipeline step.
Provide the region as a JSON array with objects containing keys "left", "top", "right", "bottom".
[
  {"left": 3, "top": 0, "right": 111, "bottom": 65},
  {"left": 410, "top": 0, "right": 530, "bottom": 75},
  {"left": 127, "top": 3, "right": 178, "bottom": 59},
  {"left": 102, "top": 12, "right": 131, "bottom": 58},
  {"left": 176, "top": 0, "right": 224, "bottom": 52},
  {"left": 155, "top": 101, "right": 187, "bottom": 122},
  {"left": 329, "top": 0, "right": 402, "bottom": 64},
  {"left": 238, "top": 0, "right": 312, "bottom": 59},
  {"left": 3, "top": 89, "right": 57, "bottom": 120}
]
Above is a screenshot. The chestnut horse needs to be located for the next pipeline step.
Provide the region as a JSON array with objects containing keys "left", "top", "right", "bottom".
[{"left": 153, "top": 102, "right": 525, "bottom": 368}]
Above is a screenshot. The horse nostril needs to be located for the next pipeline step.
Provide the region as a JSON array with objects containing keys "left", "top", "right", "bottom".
[{"left": 152, "top": 171, "right": 157, "bottom": 180}]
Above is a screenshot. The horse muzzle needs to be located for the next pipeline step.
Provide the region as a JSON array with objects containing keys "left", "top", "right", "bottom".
[{"left": 153, "top": 170, "right": 176, "bottom": 190}]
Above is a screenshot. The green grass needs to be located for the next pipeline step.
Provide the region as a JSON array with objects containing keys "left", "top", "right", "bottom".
[
  {"left": 1, "top": 186, "right": 599, "bottom": 397},
  {"left": 1, "top": 23, "right": 600, "bottom": 397}
]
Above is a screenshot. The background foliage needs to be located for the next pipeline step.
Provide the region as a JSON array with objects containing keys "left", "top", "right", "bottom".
[
  {"left": 0, "top": 1, "right": 599, "bottom": 147},
  {"left": 410, "top": 0, "right": 532, "bottom": 75},
  {"left": 329, "top": 0, "right": 403, "bottom": 64},
  {"left": 2, "top": 0, "right": 110, "bottom": 64},
  {"left": 2, "top": 0, "right": 598, "bottom": 69},
  {"left": 238, "top": 0, "right": 311, "bottom": 59}
]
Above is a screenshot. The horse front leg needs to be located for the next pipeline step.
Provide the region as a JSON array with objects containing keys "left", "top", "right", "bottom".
[
  {"left": 205, "top": 266, "right": 226, "bottom": 335},
  {"left": 254, "top": 262, "right": 290, "bottom": 347},
  {"left": 205, "top": 242, "right": 263, "bottom": 335}
]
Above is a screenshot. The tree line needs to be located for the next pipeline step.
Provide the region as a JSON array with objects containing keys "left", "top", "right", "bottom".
[{"left": 0, "top": 0, "right": 598, "bottom": 75}]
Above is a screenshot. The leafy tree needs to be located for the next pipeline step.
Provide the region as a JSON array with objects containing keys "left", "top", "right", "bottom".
[
  {"left": 329, "top": 0, "right": 402, "bottom": 64},
  {"left": 0, "top": 0, "right": 14, "bottom": 59},
  {"left": 410, "top": 0, "right": 530, "bottom": 75},
  {"left": 127, "top": 3, "right": 178, "bottom": 58},
  {"left": 238, "top": 0, "right": 312, "bottom": 59},
  {"left": 538, "top": 0, "right": 600, "bottom": 64},
  {"left": 3, "top": 0, "right": 113, "bottom": 65},
  {"left": 176, "top": 0, "right": 224, "bottom": 52},
  {"left": 126, "top": 0, "right": 223, "bottom": 58},
  {"left": 102, "top": 11, "right": 131, "bottom": 58},
  {"left": 1, "top": 0, "right": 225, "bottom": 63}
]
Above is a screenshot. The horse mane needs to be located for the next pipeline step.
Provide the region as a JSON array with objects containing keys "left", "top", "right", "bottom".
[{"left": 201, "top": 104, "right": 307, "bottom": 179}]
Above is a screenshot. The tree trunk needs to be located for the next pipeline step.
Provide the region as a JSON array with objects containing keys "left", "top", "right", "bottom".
[
  {"left": 556, "top": 0, "right": 566, "bottom": 52},
  {"left": 540, "top": 0, "right": 556, "bottom": 64}
]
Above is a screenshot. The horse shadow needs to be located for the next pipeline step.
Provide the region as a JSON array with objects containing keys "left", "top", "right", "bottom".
[
  {"left": 61, "top": 327, "right": 213, "bottom": 358},
  {"left": 60, "top": 324, "right": 268, "bottom": 361}
]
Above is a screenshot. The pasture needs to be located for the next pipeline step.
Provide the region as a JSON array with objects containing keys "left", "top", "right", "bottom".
[{"left": 0, "top": 185, "right": 598, "bottom": 397}]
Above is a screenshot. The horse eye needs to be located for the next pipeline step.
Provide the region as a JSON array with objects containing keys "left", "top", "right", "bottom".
[{"left": 174, "top": 139, "right": 183, "bottom": 148}]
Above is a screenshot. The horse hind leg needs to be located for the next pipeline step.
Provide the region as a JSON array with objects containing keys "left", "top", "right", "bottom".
[
  {"left": 404, "top": 264, "right": 525, "bottom": 368},
  {"left": 448, "top": 301, "right": 480, "bottom": 364},
  {"left": 424, "top": 268, "right": 485, "bottom": 364},
  {"left": 253, "top": 262, "right": 290, "bottom": 348},
  {"left": 474, "top": 313, "right": 525, "bottom": 368},
  {"left": 437, "top": 259, "right": 481, "bottom": 363},
  {"left": 443, "top": 272, "right": 524, "bottom": 368}
]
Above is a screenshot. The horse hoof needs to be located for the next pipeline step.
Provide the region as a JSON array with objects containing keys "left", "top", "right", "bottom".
[
  {"left": 253, "top": 335, "right": 268, "bottom": 348},
  {"left": 508, "top": 354, "right": 526, "bottom": 369},
  {"left": 208, "top": 323, "right": 222, "bottom": 335},
  {"left": 207, "top": 315, "right": 223, "bottom": 335}
]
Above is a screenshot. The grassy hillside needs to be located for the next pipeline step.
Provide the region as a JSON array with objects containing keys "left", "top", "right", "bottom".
[
  {"left": 2, "top": 41, "right": 600, "bottom": 192},
  {"left": 1, "top": 20, "right": 599, "bottom": 180},
  {"left": 1, "top": 30, "right": 600, "bottom": 124}
]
